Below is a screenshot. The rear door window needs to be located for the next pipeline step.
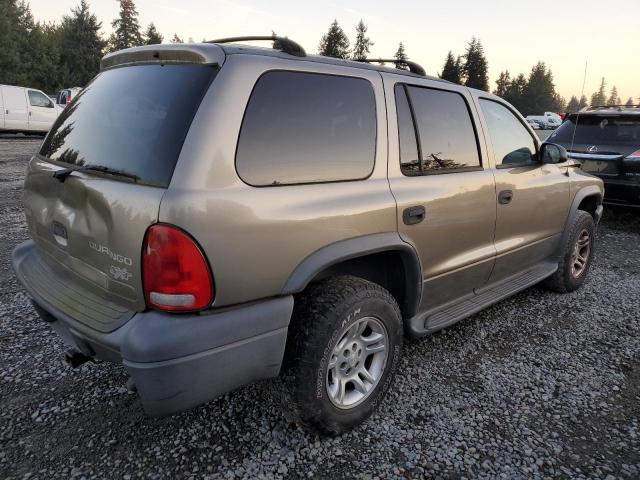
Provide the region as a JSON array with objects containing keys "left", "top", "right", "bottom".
[
  {"left": 40, "top": 64, "right": 217, "bottom": 187},
  {"left": 397, "top": 85, "right": 481, "bottom": 175},
  {"left": 236, "top": 71, "right": 376, "bottom": 186}
]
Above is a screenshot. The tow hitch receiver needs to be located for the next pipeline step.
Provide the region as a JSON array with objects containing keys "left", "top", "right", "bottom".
[{"left": 65, "top": 349, "right": 94, "bottom": 368}]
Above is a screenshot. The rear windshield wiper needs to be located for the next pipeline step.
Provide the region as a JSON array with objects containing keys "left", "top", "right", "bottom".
[{"left": 53, "top": 164, "right": 140, "bottom": 183}]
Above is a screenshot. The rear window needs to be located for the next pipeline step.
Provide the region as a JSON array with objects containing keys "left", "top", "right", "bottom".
[
  {"left": 236, "top": 71, "right": 376, "bottom": 186},
  {"left": 550, "top": 115, "right": 640, "bottom": 145},
  {"left": 40, "top": 64, "right": 216, "bottom": 187}
]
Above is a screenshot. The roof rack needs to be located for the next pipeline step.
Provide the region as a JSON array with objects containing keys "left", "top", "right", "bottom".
[
  {"left": 206, "top": 35, "right": 306, "bottom": 57},
  {"left": 357, "top": 58, "right": 426, "bottom": 76},
  {"left": 585, "top": 104, "right": 640, "bottom": 111}
]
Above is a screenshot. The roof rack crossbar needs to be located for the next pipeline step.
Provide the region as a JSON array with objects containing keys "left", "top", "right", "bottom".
[
  {"left": 357, "top": 58, "right": 426, "bottom": 76},
  {"left": 205, "top": 35, "right": 306, "bottom": 57}
]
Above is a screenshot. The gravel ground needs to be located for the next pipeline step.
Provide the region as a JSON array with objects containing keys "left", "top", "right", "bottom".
[{"left": 0, "top": 135, "right": 639, "bottom": 480}]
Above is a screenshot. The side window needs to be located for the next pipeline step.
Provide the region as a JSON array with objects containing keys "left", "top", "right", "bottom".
[
  {"left": 397, "top": 85, "right": 481, "bottom": 175},
  {"left": 28, "top": 90, "right": 53, "bottom": 108},
  {"left": 395, "top": 85, "right": 419, "bottom": 171},
  {"left": 480, "top": 99, "right": 537, "bottom": 167},
  {"left": 236, "top": 71, "right": 377, "bottom": 186}
]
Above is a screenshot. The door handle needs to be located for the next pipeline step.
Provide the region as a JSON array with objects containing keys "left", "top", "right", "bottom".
[
  {"left": 498, "top": 190, "right": 513, "bottom": 205},
  {"left": 403, "top": 205, "right": 426, "bottom": 225}
]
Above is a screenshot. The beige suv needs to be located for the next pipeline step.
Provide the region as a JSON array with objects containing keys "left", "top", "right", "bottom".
[{"left": 12, "top": 37, "right": 604, "bottom": 434}]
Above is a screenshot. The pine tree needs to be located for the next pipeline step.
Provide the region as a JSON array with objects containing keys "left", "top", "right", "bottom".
[
  {"left": 394, "top": 42, "right": 408, "bottom": 70},
  {"left": 626, "top": 97, "right": 635, "bottom": 107},
  {"left": 578, "top": 95, "right": 589, "bottom": 110},
  {"left": 170, "top": 33, "right": 183, "bottom": 43},
  {"left": 59, "top": 1, "right": 106, "bottom": 87},
  {"left": 503, "top": 73, "right": 528, "bottom": 114},
  {"left": 590, "top": 77, "right": 607, "bottom": 106},
  {"left": 108, "top": 0, "right": 142, "bottom": 52},
  {"left": 318, "top": 19, "right": 350, "bottom": 59},
  {"left": 440, "top": 51, "right": 463, "bottom": 84},
  {"left": 523, "top": 62, "right": 559, "bottom": 115},
  {"left": 606, "top": 86, "right": 620, "bottom": 106},
  {"left": 144, "top": 22, "right": 163, "bottom": 45},
  {"left": 352, "top": 20, "right": 373, "bottom": 61},
  {"left": 566, "top": 96, "right": 580, "bottom": 113},
  {"left": 462, "top": 37, "right": 489, "bottom": 91},
  {"left": 494, "top": 70, "right": 511, "bottom": 97}
]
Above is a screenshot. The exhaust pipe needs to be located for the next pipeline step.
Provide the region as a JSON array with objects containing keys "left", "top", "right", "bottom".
[{"left": 64, "top": 349, "right": 94, "bottom": 368}]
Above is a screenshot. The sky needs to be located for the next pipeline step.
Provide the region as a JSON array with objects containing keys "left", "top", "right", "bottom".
[{"left": 29, "top": 0, "right": 640, "bottom": 103}]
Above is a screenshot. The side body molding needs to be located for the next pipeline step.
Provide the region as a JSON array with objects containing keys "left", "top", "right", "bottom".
[{"left": 282, "top": 232, "right": 422, "bottom": 318}]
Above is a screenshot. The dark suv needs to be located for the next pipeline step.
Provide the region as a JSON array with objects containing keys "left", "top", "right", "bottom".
[{"left": 549, "top": 105, "right": 640, "bottom": 206}]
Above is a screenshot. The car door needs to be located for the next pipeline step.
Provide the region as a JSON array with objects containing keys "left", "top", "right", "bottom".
[
  {"left": 476, "top": 96, "right": 570, "bottom": 283},
  {"left": 385, "top": 76, "right": 497, "bottom": 311},
  {"left": 1, "top": 85, "right": 29, "bottom": 130},
  {"left": 27, "top": 89, "right": 57, "bottom": 132}
]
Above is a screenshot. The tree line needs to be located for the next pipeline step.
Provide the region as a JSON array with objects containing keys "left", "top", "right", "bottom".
[{"left": 1, "top": 0, "right": 637, "bottom": 114}]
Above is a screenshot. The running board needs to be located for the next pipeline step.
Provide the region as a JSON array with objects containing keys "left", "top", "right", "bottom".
[{"left": 407, "top": 262, "right": 558, "bottom": 337}]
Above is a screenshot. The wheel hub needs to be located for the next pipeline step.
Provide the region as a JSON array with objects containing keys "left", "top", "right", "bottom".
[
  {"left": 570, "top": 228, "right": 591, "bottom": 278},
  {"left": 326, "top": 316, "right": 388, "bottom": 409}
]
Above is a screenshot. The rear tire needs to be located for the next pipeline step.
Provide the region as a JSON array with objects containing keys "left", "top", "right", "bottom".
[
  {"left": 544, "top": 211, "right": 595, "bottom": 293},
  {"left": 278, "top": 276, "right": 403, "bottom": 435}
]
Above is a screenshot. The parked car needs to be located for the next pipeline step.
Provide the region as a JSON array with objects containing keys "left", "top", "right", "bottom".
[
  {"left": 12, "top": 38, "right": 604, "bottom": 435},
  {"left": 549, "top": 104, "right": 640, "bottom": 206},
  {"left": 55, "top": 87, "right": 83, "bottom": 108},
  {"left": 527, "top": 118, "right": 541, "bottom": 130},
  {"left": 0, "top": 84, "right": 60, "bottom": 134},
  {"left": 527, "top": 115, "right": 561, "bottom": 130}
]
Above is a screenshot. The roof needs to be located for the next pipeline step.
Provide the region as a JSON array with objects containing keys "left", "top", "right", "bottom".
[
  {"left": 576, "top": 105, "right": 640, "bottom": 116},
  {"left": 101, "top": 41, "right": 448, "bottom": 84}
]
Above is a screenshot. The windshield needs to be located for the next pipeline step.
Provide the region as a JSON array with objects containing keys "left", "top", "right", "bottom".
[
  {"left": 550, "top": 115, "right": 640, "bottom": 146},
  {"left": 40, "top": 64, "right": 217, "bottom": 187}
]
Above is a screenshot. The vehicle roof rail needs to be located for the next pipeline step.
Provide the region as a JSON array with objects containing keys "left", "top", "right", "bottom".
[
  {"left": 586, "top": 104, "right": 640, "bottom": 111},
  {"left": 357, "top": 58, "right": 426, "bottom": 76},
  {"left": 205, "top": 35, "right": 306, "bottom": 57}
]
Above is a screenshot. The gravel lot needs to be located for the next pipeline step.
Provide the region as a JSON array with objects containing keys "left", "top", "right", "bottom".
[{"left": 1, "top": 135, "right": 639, "bottom": 479}]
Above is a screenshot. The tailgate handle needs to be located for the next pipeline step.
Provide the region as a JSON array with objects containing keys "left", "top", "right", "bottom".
[{"left": 403, "top": 205, "right": 426, "bottom": 225}]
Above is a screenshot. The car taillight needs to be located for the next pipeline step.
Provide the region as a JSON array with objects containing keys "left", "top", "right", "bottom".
[
  {"left": 142, "top": 224, "right": 213, "bottom": 312},
  {"left": 625, "top": 149, "right": 640, "bottom": 160}
]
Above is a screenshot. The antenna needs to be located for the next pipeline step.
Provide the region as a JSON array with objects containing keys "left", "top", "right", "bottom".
[{"left": 569, "top": 61, "right": 588, "bottom": 154}]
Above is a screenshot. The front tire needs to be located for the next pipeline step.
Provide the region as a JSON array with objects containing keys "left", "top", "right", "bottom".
[
  {"left": 544, "top": 210, "right": 595, "bottom": 293},
  {"left": 280, "top": 276, "right": 403, "bottom": 435}
]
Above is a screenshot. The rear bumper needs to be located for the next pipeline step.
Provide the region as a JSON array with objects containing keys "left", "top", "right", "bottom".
[
  {"left": 13, "top": 240, "right": 293, "bottom": 416},
  {"left": 600, "top": 178, "right": 640, "bottom": 207}
]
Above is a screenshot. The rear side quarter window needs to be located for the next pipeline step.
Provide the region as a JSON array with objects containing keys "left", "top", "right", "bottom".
[{"left": 236, "top": 71, "right": 377, "bottom": 186}]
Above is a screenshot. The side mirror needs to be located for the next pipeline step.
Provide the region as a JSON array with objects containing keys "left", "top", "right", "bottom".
[{"left": 540, "top": 142, "right": 568, "bottom": 164}]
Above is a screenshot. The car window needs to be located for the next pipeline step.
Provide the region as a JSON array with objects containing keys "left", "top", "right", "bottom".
[
  {"left": 550, "top": 115, "right": 640, "bottom": 146},
  {"left": 40, "top": 64, "right": 217, "bottom": 187},
  {"left": 28, "top": 90, "right": 53, "bottom": 108},
  {"left": 480, "top": 99, "right": 537, "bottom": 167},
  {"left": 395, "top": 85, "right": 419, "bottom": 168},
  {"left": 236, "top": 71, "right": 376, "bottom": 186},
  {"left": 399, "top": 85, "right": 481, "bottom": 175}
]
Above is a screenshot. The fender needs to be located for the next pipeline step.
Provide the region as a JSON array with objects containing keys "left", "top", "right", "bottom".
[
  {"left": 556, "top": 185, "right": 603, "bottom": 258},
  {"left": 282, "top": 232, "right": 422, "bottom": 318}
]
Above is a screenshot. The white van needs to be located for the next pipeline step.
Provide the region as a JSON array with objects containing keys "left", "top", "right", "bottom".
[{"left": 0, "top": 84, "right": 61, "bottom": 134}]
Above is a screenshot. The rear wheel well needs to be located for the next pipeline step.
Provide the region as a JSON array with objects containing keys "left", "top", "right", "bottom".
[
  {"left": 578, "top": 194, "right": 601, "bottom": 219},
  {"left": 305, "top": 250, "right": 419, "bottom": 320}
]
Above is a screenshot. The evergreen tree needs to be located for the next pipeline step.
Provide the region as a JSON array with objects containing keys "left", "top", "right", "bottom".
[
  {"left": 59, "top": 1, "right": 106, "bottom": 87},
  {"left": 108, "top": 0, "right": 142, "bottom": 52},
  {"left": 394, "top": 42, "right": 408, "bottom": 70},
  {"left": 566, "top": 95, "right": 580, "bottom": 113},
  {"left": 462, "top": 37, "right": 489, "bottom": 91},
  {"left": 522, "top": 62, "right": 558, "bottom": 115},
  {"left": 626, "top": 97, "right": 635, "bottom": 107},
  {"left": 440, "top": 51, "right": 463, "bottom": 84},
  {"left": 170, "top": 33, "right": 183, "bottom": 43},
  {"left": 318, "top": 19, "right": 350, "bottom": 59},
  {"left": 503, "top": 73, "right": 527, "bottom": 114},
  {"left": 352, "top": 20, "right": 373, "bottom": 61},
  {"left": 494, "top": 70, "right": 511, "bottom": 97},
  {"left": 590, "top": 77, "right": 607, "bottom": 106},
  {"left": 144, "top": 22, "right": 163, "bottom": 45},
  {"left": 578, "top": 95, "right": 589, "bottom": 110},
  {"left": 606, "top": 85, "right": 620, "bottom": 106}
]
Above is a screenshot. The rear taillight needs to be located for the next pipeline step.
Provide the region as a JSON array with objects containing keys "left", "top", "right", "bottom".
[
  {"left": 625, "top": 149, "right": 640, "bottom": 160},
  {"left": 142, "top": 224, "right": 213, "bottom": 312}
]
